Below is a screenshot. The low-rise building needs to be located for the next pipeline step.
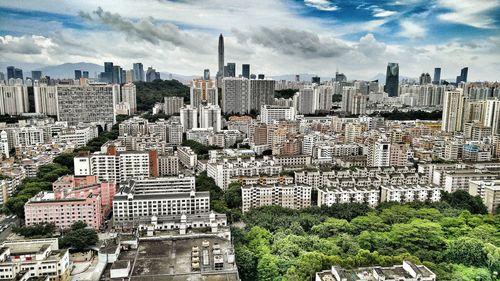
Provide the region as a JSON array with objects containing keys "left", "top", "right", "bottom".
[
  {"left": 380, "top": 184, "right": 442, "bottom": 203},
  {"left": 317, "top": 187, "right": 380, "bottom": 207},
  {"left": 469, "top": 179, "right": 500, "bottom": 214},
  {"left": 315, "top": 261, "right": 436, "bottom": 281},
  {"left": 0, "top": 238, "right": 70, "bottom": 281},
  {"left": 241, "top": 184, "right": 312, "bottom": 212}
]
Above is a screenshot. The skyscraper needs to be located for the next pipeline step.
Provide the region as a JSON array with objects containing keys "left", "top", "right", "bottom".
[
  {"left": 419, "top": 73, "right": 431, "bottom": 85},
  {"left": 74, "top": 70, "right": 82, "bottom": 80},
  {"left": 146, "top": 67, "right": 160, "bottom": 82},
  {"left": 112, "top": 65, "right": 122, "bottom": 84},
  {"left": 460, "top": 67, "right": 468, "bottom": 83},
  {"left": 83, "top": 71, "right": 89, "bottom": 79},
  {"left": 218, "top": 34, "right": 224, "bottom": 79},
  {"left": 442, "top": 89, "right": 465, "bottom": 133},
  {"left": 6, "top": 66, "right": 15, "bottom": 80},
  {"left": 0, "top": 72, "right": 5, "bottom": 81},
  {"left": 133, "top": 63, "right": 144, "bottom": 82},
  {"left": 14, "top": 68, "right": 23, "bottom": 80},
  {"left": 221, "top": 77, "right": 250, "bottom": 114},
  {"left": 31, "top": 71, "right": 42, "bottom": 81},
  {"left": 203, "top": 69, "right": 210, "bottom": 80},
  {"left": 312, "top": 76, "right": 320, "bottom": 84},
  {"left": 101, "top": 62, "right": 114, "bottom": 83},
  {"left": 250, "top": 79, "right": 275, "bottom": 112},
  {"left": 384, "top": 63, "right": 399, "bottom": 97},
  {"left": 433, "top": 67, "right": 441, "bottom": 85},
  {"left": 225, "top": 63, "right": 236, "bottom": 77},
  {"left": 242, "top": 64, "right": 250, "bottom": 79},
  {"left": 104, "top": 62, "right": 113, "bottom": 74}
]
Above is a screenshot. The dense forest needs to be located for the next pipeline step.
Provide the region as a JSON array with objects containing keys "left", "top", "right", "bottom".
[
  {"left": 370, "top": 110, "right": 443, "bottom": 120},
  {"left": 134, "top": 79, "right": 189, "bottom": 111},
  {"left": 233, "top": 194, "right": 499, "bottom": 281}
]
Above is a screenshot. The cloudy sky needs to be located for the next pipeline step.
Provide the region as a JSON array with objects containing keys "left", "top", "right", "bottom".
[{"left": 0, "top": 0, "right": 499, "bottom": 81}]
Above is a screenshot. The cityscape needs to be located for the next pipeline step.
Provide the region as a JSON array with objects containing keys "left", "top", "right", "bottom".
[{"left": 0, "top": 1, "right": 499, "bottom": 281}]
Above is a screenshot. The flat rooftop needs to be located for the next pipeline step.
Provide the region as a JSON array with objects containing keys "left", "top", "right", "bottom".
[{"left": 100, "top": 237, "right": 238, "bottom": 281}]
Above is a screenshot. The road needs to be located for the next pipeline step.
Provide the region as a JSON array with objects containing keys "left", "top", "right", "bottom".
[{"left": 0, "top": 215, "right": 20, "bottom": 242}]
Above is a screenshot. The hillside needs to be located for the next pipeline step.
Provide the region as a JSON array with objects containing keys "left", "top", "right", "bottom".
[{"left": 134, "top": 80, "right": 190, "bottom": 111}]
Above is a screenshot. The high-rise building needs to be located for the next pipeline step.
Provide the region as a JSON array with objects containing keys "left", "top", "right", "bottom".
[
  {"left": 312, "top": 76, "right": 320, "bottom": 84},
  {"left": 146, "top": 67, "right": 160, "bottom": 82},
  {"left": 250, "top": 79, "right": 275, "bottom": 112},
  {"left": 180, "top": 106, "right": 198, "bottom": 132},
  {"left": 199, "top": 104, "right": 222, "bottom": 132},
  {"left": 57, "top": 85, "right": 117, "bottom": 126},
  {"left": 112, "top": 65, "right": 122, "bottom": 84},
  {"left": 14, "top": 68, "right": 23, "bottom": 80},
  {"left": 164, "top": 96, "right": 184, "bottom": 115},
  {"left": 384, "top": 62, "right": 399, "bottom": 97},
  {"left": 225, "top": 63, "right": 236, "bottom": 77},
  {"left": 442, "top": 89, "right": 465, "bottom": 133},
  {"left": 74, "top": 70, "right": 82, "bottom": 80},
  {"left": 6, "top": 66, "right": 15, "bottom": 80},
  {"left": 433, "top": 67, "right": 441, "bottom": 85},
  {"left": 335, "top": 71, "right": 347, "bottom": 82},
  {"left": 83, "top": 71, "right": 89, "bottom": 79},
  {"left": 419, "top": 73, "right": 432, "bottom": 85},
  {"left": 121, "top": 83, "right": 137, "bottom": 114},
  {"left": 33, "top": 84, "right": 58, "bottom": 116},
  {"left": 190, "top": 79, "right": 218, "bottom": 108},
  {"left": 457, "top": 67, "right": 468, "bottom": 84},
  {"left": 294, "top": 88, "right": 316, "bottom": 114},
  {"left": 258, "top": 74, "right": 265, "bottom": 80},
  {"left": 315, "top": 86, "right": 333, "bottom": 111},
  {"left": 203, "top": 69, "right": 210, "bottom": 80},
  {"left": 260, "top": 105, "right": 296, "bottom": 125},
  {"left": 125, "top": 70, "right": 134, "bottom": 83},
  {"left": 217, "top": 34, "right": 224, "bottom": 80},
  {"left": 242, "top": 64, "right": 250, "bottom": 79},
  {"left": 133, "top": 63, "right": 144, "bottom": 82},
  {"left": 0, "top": 72, "right": 4, "bottom": 81},
  {"left": 221, "top": 77, "right": 251, "bottom": 114},
  {"left": 31, "top": 71, "right": 42, "bottom": 81},
  {"left": 0, "top": 84, "right": 29, "bottom": 115}
]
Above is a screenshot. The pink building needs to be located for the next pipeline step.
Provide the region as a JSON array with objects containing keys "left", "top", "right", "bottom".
[
  {"left": 52, "top": 175, "right": 116, "bottom": 215},
  {"left": 24, "top": 191, "right": 102, "bottom": 229}
]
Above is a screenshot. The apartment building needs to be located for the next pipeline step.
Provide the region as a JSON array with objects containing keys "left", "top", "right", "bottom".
[
  {"left": 272, "top": 155, "right": 312, "bottom": 167},
  {"left": 380, "top": 184, "right": 442, "bottom": 203},
  {"left": 158, "top": 155, "right": 179, "bottom": 176},
  {"left": 113, "top": 177, "right": 209, "bottom": 227},
  {"left": 231, "top": 175, "right": 294, "bottom": 186},
  {"left": 260, "top": 105, "right": 296, "bottom": 125},
  {"left": 316, "top": 261, "right": 436, "bottom": 281},
  {"left": 241, "top": 184, "right": 312, "bottom": 212},
  {"left": 24, "top": 191, "right": 102, "bottom": 229},
  {"left": 317, "top": 187, "right": 380, "bottom": 207},
  {"left": 206, "top": 157, "right": 282, "bottom": 189},
  {"left": 56, "top": 85, "right": 117, "bottom": 127},
  {"left": 177, "top": 146, "right": 198, "bottom": 168},
  {"left": 441, "top": 170, "right": 499, "bottom": 192},
  {"left": 469, "top": 179, "right": 500, "bottom": 214},
  {"left": 0, "top": 239, "right": 70, "bottom": 281}
]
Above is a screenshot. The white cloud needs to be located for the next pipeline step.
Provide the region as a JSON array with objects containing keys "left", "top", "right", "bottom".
[
  {"left": 304, "top": 0, "right": 338, "bottom": 11},
  {"left": 373, "top": 8, "right": 397, "bottom": 17},
  {"left": 398, "top": 20, "right": 426, "bottom": 39},
  {"left": 437, "top": 0, "right": 499, "bottom": 28}
]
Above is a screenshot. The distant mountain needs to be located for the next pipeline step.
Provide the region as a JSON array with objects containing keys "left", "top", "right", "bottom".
[
  {"left": 370, "top": 73, "right": 416, "bottom": 83},
  {"left": 159, "top": 72, "right": 198, "bottom": 84},
  {"left": 39, "top": 62, "right": 103, "bottom": 79},
  {"left": 269, "top": 73, "right": 333, "bottom": 82}
]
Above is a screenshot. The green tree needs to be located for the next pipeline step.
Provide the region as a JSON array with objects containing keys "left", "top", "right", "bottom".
[
  {"left": 441, "top": 190, "right": 488, "bottom": 214},
  {"left": 450, "top": 264, "right": 493, "bottom": 281},
  {"left": 60, "top": 222, "right": 98, "bottom": 251},
  {"left": 350, "top": 213, "right": 389, "bottom": 234},
  {"left": 53, "top": 153, "right": 76, "bottom": 172},
  {"left": 224, "top": 182, "right": 242, "bottom": 209},
  {"left": 446, "top": 237, "right": 487, "bottom": 267},
  {"left": 311, "top": 218, "right": 352, "bottom": 238},
  {"left": 257, "top": 253, "right": 280, "bottom": 281},
  {"left": 12, "top": 223, "right": 55, "bottom": 238},
  {"left": 235, "top": 245, "right": 258, "bottom": 281}
]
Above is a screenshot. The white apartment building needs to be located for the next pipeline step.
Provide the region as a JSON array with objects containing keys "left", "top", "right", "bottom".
[
  {"left": 0, "top": 84, "right": 29, "bottom": 115},
  {"left": 442, "top": 89, "right": 465, "bottom": 133},
  {"left": 113, "top": 177, "right": 210, "bottom": 226},
  {"left": 163, "top": 96, "right": 184, "bottom": 115},
  {"left": 241, "top": 184, "right": 312, "bottom": 212},
  {"left": 33, "top": 84, "right": 58, "bottom": 116},
  {"left": 441, "top": 170, "right": 498, "bottom": 192},
  {"left": 380, "top": 184, "right": 442, "bottom": 203},
  {"left": 317, "top": 187, "right": 380, "bottom": 207},
  {"left": 180, "top": 105, "right": 198, "bottom": 132},
  {"left": 121, "top": 83, "right": 137, "bottom": 114},
  {"left": 260, "top": 105, "right": 296, "bottom": 125},
  {"left": 52, "top": 126, "right": 98, "bottom": 148},
  {"left": 0, "top": 239, "right": 70, "bottom": 281},
  {"left": 177, "top": 146, "right": 197, "bottom": 168},
  {"left": 206, "top": 157, "right": 282, "bottom": 189},
  {"left": 199, "top": 104, "right": 222, "bottom": 132},
  {"left": 74, "top": 150, "right": 150, "bottom": 183},
  {"left": 272, "top": 155, "right": 312, "bottom": 167}
]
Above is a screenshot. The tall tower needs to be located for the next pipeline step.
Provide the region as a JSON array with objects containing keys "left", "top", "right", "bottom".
[
  {"left": 384, "top": 62, "right": 399, "bottom": 97},
  {"left": 218, "top": 34, "right": 224, "bottom": 78},
  {"left": 433, "top": 67, "right": 441, "bottom": 85}
]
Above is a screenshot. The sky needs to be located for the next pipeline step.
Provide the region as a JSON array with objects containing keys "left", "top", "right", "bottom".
[{"left": 0, "top": 0, "right": 499, "bottom": 81}]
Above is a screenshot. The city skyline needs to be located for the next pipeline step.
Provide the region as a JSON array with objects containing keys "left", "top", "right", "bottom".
[{"left": 0, "top": 1, "right": 499, "bottom": 81}]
